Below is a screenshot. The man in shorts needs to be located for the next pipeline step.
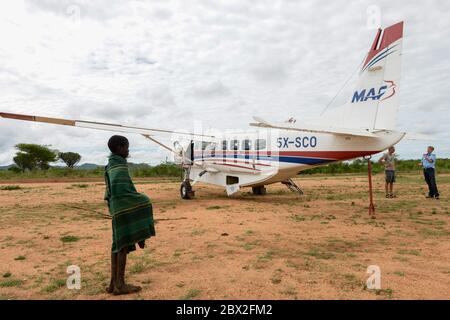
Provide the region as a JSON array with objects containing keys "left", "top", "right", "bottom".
[{"left": 379, "top": 146, "right": 397, "bottom": 198}]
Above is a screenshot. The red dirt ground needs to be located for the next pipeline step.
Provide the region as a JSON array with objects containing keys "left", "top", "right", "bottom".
[{"left": 0, "top": 173, "right": 449, "bottom": 300}]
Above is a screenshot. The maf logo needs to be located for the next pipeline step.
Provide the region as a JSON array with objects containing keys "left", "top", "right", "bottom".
[{"left": 351, "top": 80, "right": 396, "bottom": 103}]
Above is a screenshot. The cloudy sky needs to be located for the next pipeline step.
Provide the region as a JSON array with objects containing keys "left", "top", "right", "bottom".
[{"left": 0, "top": 0, "right": 449, "bottom": 166}]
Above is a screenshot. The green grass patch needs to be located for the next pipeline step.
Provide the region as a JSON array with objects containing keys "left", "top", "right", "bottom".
[
  {"left": 242, "top": 240, "right": 261, "bottom": 251},
  {"left": 306, "top": 247, "right": 336, "bottom": 260},
  {"left": 42, "top": 279, "right": 66, "bottom": 293},
  {"left": 0, "top": 185, "right": 21, "bottom": 191},
  {"left": 280, "top": 286, "right": 297, "bottom": 296},
  {"left": 0, "top": 279, "right": 23, "bottom": 288},
  {"left": 290, "top": 214, "right": 306, "bottom": 222},
  {"left": 173, "top": 249, "right": 184, "bottom": 258},
  {"left": 420, "top": 228, "right": 450, "bottom": 237},
  {"left": 257, "top": 250, "right": 275, "bottom": 262},
  {"left": 71, "top": 184, "right": 89, "bottom": 188},
  {"left": 397, "top": 249, "right": 421, "bottom": 256},
  {"left": 191, "top": 229, "right": 206, "bottom": 236},
  {"left": 60, "top": 235, "right": 80, "bottom": 243},
  {"left": 130, "top": 261, "right": 146, "bottom": 274},
  {"left": 181, "top": 288, "right": 201, "bottom": 300},
  {"left": 206, "top": 205, "right": 225, "bottom": 210},
  {"left": 373, "top": 288, "right": 393, "bottom": 299}
]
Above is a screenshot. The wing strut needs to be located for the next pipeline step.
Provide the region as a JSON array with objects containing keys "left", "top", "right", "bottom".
[{"left": 141, "top": 134, "right": 177, "bottom": 154}]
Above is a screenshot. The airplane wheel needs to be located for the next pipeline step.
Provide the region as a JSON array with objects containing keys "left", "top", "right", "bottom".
[
  {"left": 180, "top": 181, "right": 194, "bottom": 200},
  {"left": 252, "top": 186, "right": 266, "bottom": 195}
]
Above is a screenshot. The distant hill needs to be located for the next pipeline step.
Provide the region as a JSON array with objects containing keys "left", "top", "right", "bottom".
[{"left": 76, "top": 163, "right": 101, "bottom": 170}]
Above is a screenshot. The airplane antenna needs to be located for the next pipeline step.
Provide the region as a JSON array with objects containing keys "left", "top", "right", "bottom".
[{"left": 319, "top": 55, "right": 365, "bottom": 116}]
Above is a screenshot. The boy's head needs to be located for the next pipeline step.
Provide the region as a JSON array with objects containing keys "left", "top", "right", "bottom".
[
  {"left": 108, "top": 135, "right": 129, "bottom": 158},
  {"left": 427, "top": 146, "right": 434, "bottom": 154},
  {"left": 388, "top": 146, "right": 395, "bottom": 154}
]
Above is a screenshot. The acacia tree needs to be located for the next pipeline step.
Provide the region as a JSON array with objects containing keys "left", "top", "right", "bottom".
[
  {"left": 12, "top": 144, "right": 58, "bottom": 172},
  {"left": 58, "top": 152, "right": 82, "bottom": 168}
]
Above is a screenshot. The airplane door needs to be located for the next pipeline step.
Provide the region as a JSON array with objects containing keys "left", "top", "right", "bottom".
[{"left": 185, "top": 141, "right": 194, "bottom": 164}]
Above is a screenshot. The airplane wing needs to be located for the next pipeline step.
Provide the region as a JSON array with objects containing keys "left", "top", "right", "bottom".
[
  {"left": 0, "top": 112, "right": 215, "bottom": 140},
  {"left": 250, "top": 117, "right": 379, "bottom": 138}
]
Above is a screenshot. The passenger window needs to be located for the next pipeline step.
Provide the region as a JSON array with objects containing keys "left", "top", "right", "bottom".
[
  {"left": 222, "top": 140, "right": 227, "bottom": 150},
  {"left": 255, "top": 139, "right": 266, "bottom": 150},
  {"left": 231, "top": 140, "right": 239, "bottom": 151},
  {"left": 242, "top": 139, "right": 252, "bottom": 151},
  {"left": 208, "top": 143, "right": 216, "bottom": 157}
]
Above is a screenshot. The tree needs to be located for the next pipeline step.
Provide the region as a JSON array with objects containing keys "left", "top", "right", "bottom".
[
  {"left": 58, "top": 152, "right": 82, "bottom": 168},
  {"left": 13, "top": 144, "right": 58, "bottom": 171}
]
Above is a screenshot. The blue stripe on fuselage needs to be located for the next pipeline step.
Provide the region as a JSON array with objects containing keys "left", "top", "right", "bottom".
[{"left": 196, "top": 155, "right": 334, "bottom": 165}]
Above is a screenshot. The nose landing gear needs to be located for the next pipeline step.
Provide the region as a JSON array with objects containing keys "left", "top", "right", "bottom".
[
  {"left": 180, "top": 165, "right": 195, "bottom": 200},
  {"left": 180, "top": 180, "right": 195, "bottom": 199}
]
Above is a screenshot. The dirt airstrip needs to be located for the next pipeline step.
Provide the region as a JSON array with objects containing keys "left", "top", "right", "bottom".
[{"left": 0, "top": 173, "right": 449, "bottom": 300}]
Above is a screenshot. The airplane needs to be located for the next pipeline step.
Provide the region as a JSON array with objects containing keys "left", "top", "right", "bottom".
[{"left": 0, "top": 21, "right": 405, "bottom": 200}]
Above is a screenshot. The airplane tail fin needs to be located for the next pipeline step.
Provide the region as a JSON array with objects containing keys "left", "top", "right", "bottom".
[{"left": 323, "top": 21, "right": 404, "bottom": 131}]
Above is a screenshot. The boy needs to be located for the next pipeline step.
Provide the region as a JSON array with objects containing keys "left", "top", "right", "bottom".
[
  {"left": 379, "top": 146, "right": 397, "bottom": 198},
  {"left": 104, "top": 135, "right": 155, "bottom": 295},
  {"left": 421, "top": 146, "right": 439, "bottom": 199}
]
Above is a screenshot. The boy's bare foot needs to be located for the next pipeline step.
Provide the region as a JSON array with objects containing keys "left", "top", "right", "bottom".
[
  {"left": 113, "top": 284, "right": 142, "bottom": 295},
  {"left": 106, "top": 280, "right": 115, "bottom": 294},
  {"left": 113, "top": 248, "right": 142, "bottom": 295}
]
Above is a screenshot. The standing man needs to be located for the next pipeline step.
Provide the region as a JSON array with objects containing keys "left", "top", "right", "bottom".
[
  {"left": 421, "top": 146, "right": 439, "bottom": 199},
  {"left": 379, "top": 146, "right": 397, "bottom": 198}
]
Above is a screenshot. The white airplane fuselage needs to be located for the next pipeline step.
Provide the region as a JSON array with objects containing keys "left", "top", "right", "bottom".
[{"left": 189, "top": 128, "right": 405, "bottom": 188}]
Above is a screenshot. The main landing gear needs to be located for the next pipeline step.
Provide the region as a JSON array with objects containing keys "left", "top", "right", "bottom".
[
  {"left": 252, "top": 186, "right": 267, "bottom": 195},
  {"left": 281, "top": 178, "right": 304, "bottom": 195},
  {"left": 252, "top": 179, "right": 304, "bottom": 196}
]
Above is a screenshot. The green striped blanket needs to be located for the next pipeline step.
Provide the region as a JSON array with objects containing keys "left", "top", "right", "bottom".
[{"left": 104, "top": 154, "right": 155, "bottom": 253}]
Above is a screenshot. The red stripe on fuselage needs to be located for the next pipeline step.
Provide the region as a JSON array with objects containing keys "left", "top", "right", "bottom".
[{"left": 277, "top": 150, "right": 379, "bottom": 159}]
